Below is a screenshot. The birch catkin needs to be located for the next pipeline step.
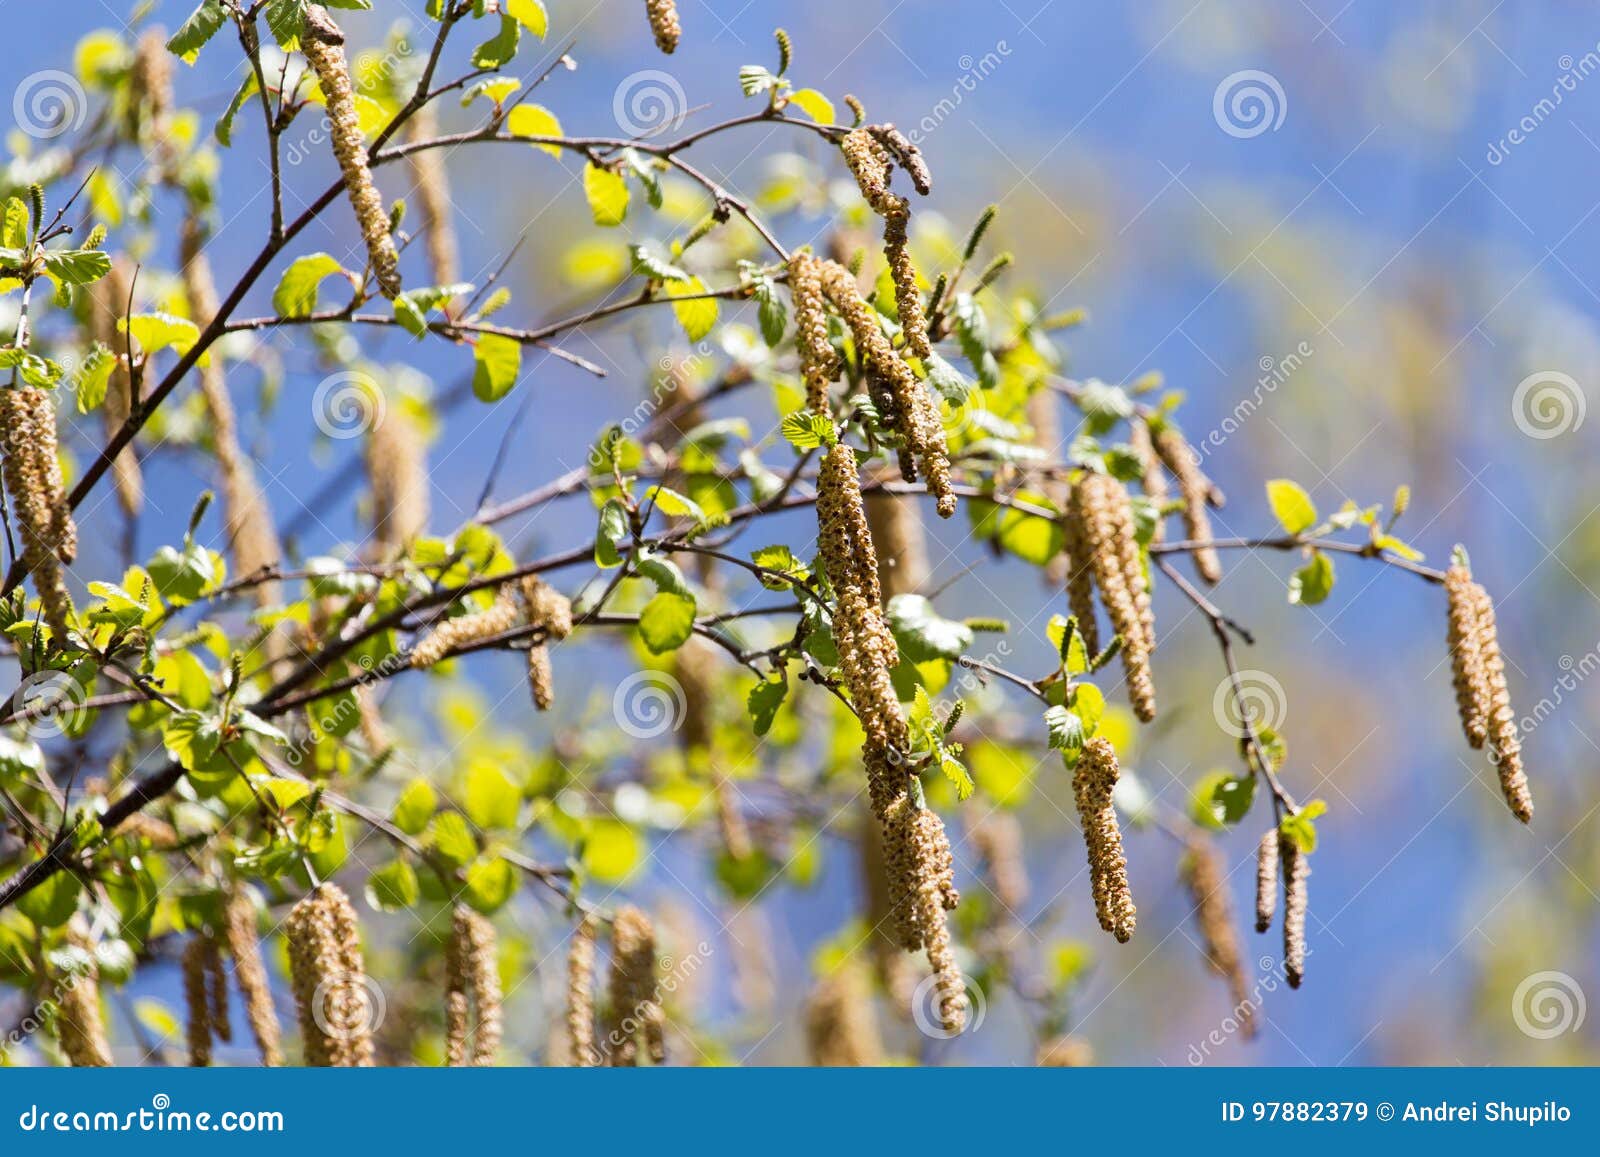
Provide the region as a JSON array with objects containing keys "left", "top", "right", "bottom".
[
  {"left": 1254, "top": 828, "right": 1278, "bottom": 934},
  {"left": 646, "top": 0, "right": 681, "bottom": 53},
  {"left": 883, "top": 203, "right": 931, "bottom": 361},
  {"left": 406, "top": 104, "right": 459, "bottom": 292},
  {"left": 1129, "top": 419, "right": 1168, "bottom": 544},
  {"left": 445, "top": 906, "right": 502, "bottom": 1067},
  {"left": 605, "top": 905, "right": 662, "bottom": 1066},
  {"left": 86, "top": 263, "right": 142, "bottom": 517},
  {"left": 1281, "top": 841, "right": 1309, "bottom": 988},
  {"left": 841, "top": 129, "right": 895, "bottom": 215},
  {"left": 183, "top": 935, "right": 217, "bottom": 1066},
  {"left": 366, "top": 400, "right": 429, "bottom": 558},
  {"left": 1072, "top": 473, "right": 1156, "bottom": 721},
  {"left": 806, "top": 962, "right": 883, "bottom": 1066},
  {"left": 868, "top": 124, "right": 932, "bottom": 196},
  {"left": 1473, "top": 584, "right": 1533, "bottom": 823},
  {"left": 789, "top": 253, "right": 838, "bottom": 414},
  {"left": 1074, "top": 738, "right": 1136, "bottom": 943},
  {"left": 565, "top": 915, "right": 597, "bottom": 1067},
  {"left": 1444, "top": 566, "right": 1489, "bottom": 750},
  {"left": 285, "top": 884, "right": 375, "bottom": 1067},
  {"left": 411, "top": 588, "right": 520, "bottom": 668},
  {"left": 55, "top": 927, "right": 112, "bottom": 1067},
  {"left": 224, "top": 890, "right": 283, "bottom": 1066},
  {"left": 1181, "top": 838, "right": 1255, "bottom": 1039},
  {"left": 0, "top": 387, "right": 75, "bottom": 640},
  {"left": 302, "top": 6, "right": 402, "bottom": 299},
  {"left": 1153, "top": 425, "right": 1221, "bottom": 584}
]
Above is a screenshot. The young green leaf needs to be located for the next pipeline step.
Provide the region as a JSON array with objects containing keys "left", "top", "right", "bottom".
[{"left": 1266, "top": 479, "right": 1317, "bottom": 535}]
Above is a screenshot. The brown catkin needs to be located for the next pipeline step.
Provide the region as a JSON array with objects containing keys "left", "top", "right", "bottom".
[
  {"left": 565, "top": 916, "right": 597, "bottom": 1067},
  {"left": 302, "top": 6, "right": 401, "bottom": 298},
  {"left": 969, "top": 811, "right": 1028, "bottom": 916},
  {"left": 605, "top": 906, "right": 662, "bottom": 1066},
  {"left": 445, "top": 906, "right": 501, "bottom": 1067},
  {"left": 645, "top": 0, "right": 681, "bottom": 52},
  {"left": 1254, "top": 828, "right": 1278, "bottom": 934},
  {"left": 886, "top": 795, "right": 967, "bottom": 1032},
  {"left": 366, "top": 395, "right": 429, "bottom": 560},
  {"left": 840, "top": 129, "right": 895, "bottom": 215},
  {"left": 1036, "top": 1035, "right": 1095, "bottom": 1066},
  {"left": 55, "top": 927, "right": 112, "bottom": 1067},
  {"left": 1153, "top": 426, "right": 1221, "bottom": 584},
  {"left": 183, "top": 935, "right": 216, "bottom": 1066},
  {"left": 869, "top": 123, "right": 932, "bottom": 196},
  {"left": 882, "top": 204, "right": 931, "bottom": 361},
  {"left": 1074, "top": 738, "right": 1136, "bottom": 943},
  {"left": 208, "top": 939, "right": 232, "bottom": 1044},
  {"left": 1073, "top": 473, "right": 1156, "bottom": 721},
  {"left": 285, "top": 884, "right": 375, "bottom": 1067},
  {"left": 1473, "top": 584, "right": 1533, "bottom": 823},
  {"left": 224, "top": 890, "right": 283, "bottom": 1065},
  {"left": 806, "top": 962, "right": 883, "bottom": 1066},
  {"left": 406, "top": 104, "right": 459, "bottom": 293},
  {"left": 1129, "top": 419, "right": 1168, "bottom": 544},
  {"left": 0, "top": 387, "right": 75, "bottom": 640},
  {"left": 789, "top": 253, "right": 838, "bottom": 413},
  {"left": 1281, "top": 841, "right": 1309, "bottom": 988},
  {"left": 1028, "top": 386, "right": 1072, "bottom": 587},
  {"left": 410, "top": 587, "right": 520, "bottom": 669},
  {"left": 1444, "top": 566, "right": 1490, "bottom": 750},
  {"left": 1182, "top": 838, "right": 1256, "bottom": 1040},
  {"left": 1061, "top": 505, "right": 1101, "bottom": 656},
  {"left": 87, "top": 263, "right": 142, "bottom": 518},
  {"left": 527, "top": 645, "right": 555, "bottom": 710}
]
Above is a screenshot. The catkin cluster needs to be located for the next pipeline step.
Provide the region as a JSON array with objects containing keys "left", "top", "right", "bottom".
[
  {"left": 1281, "top": 842, "right": 1309, "bottom": 989},
  {"left": 127, "top": 28, "right": 173, "bottom": 166},
  {"left": 0, "top": 386, "right": 76, "bottom": 640},
  {"left": 406, "top": 104, "right": 459, "bottom": 293},
  {"left": 1443, "top": 564, "right": 1532, "bottom": 822},
  {"left": 411, "top": 587, "right": 520, "bottom": 669},
  {"left": 1068, "top": 472, "right": 1157, "bottom": 721},
  {"left": 645, "top": 0, "right": 681, "bottom": 53},
  {"left": 885, "top": 793, "right": 966, "bottom": 1032},
  {"left": 565, "top": 915, "right": 598, "bottom": 1066},
  {"left": 1128, "top": 419, "right": 1168, "bottom": 543},
  {"left": 302, "top": 6, "right": 401, "bottom": 299},
  {"left": 841, "top": 129, "right": 895, "bottom": 214},
  {"left": 815, "top": 259, "right": 955, "bottom": 517},
  {"left": 869, "top": 124, "right": 932, "bottom": 196},
  {"left": 806, "top": 962, "right": 883, "bottom": 1067},
  {"left": 54, "top": 926, "right": 112, "bottom": 1067},
  {"left": 183, "top": 934, "right": 231, "bottom": 1066},
  {"left": 285, "top": 884, "right": 375, "bottom": 1067},
  {"left": 605, "top": 905, "right": 666, "bottom": 1066},
  {"left": 444, "top": 906, "right": 502, "bottom": 1067},
  {"left": 224, "top": 890, "right": 283, "bottom": 1065},
  {"left": 1151, "top": 425, "right": 1222, "bottom": 584},
  {"left": 788, "top": 253, "right": 839, "bottom": 414},
  {"left": 1073, "top": 738, "right": 1136, "bottom": 943},
  {"left": 366, "top": 401, "right": 430, "bottom": 559},
  {"left": 1181, "top": 838, "right": 1256, "bottom": 1039}
]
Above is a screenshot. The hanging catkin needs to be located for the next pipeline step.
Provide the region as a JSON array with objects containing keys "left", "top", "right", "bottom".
[
  {"left": 1472, "top": 584, "right": 1533, "bottom": 823},
  {"left": 868, "top": 124, "right": 932, "bottom": 196},
  {"left": 645, "top": 0, "right": 681, "bottom": 53},
  {"left": 806, "top": 961, "right": 883, "bottom": 1067},
  {"left": 565, "top": 915, "right": 597, "bottom": 1067},
  {"left": 1028, "top": 385, "right": 1072, "bottom": 587},
  {"left": 1129, "top": 419, "right": 1168, "bottom": 544},
  {"left": 840, "top": 129, "right": 895, "bottom": 215},
  {"left": 520, "top": 575, "right": 572, "bottom": 710},
  {"left": 605, "top": 905, "right": 663, "bottom": 1066},
  {"left": 85, "top": 262, "right": 142, "bottom": 518},
  {"left": 406, "top": 104, "right": 459, "bottom": 292},
  {"left": 789, "top": 253, "right": 838, "bottom": 413},
  {"left": 128, "top": 28, "right": 174, "bottom": 175},
  {"left": 1281, "top": 841, "right": 1309, "bottom": 988},
  {"left": 207, "top": 936, "right": 232, "bottom": 1044},
  {"left": 1181, "top": 838, "right": 1256, "bottom": 1040},
  {"left": 969, "top": 811, "right": 1028, "bottom": 916},
  {"left": 183, "top": 935, "right": 217, "bottom": 1066},
  {"left": 366, "top": 398, "right": 429, "bottom": 559},
  {"left": 0, "top": 387, "right": 75, "bottom": 640},
  {"left": 1444, "top": 565, "right": 1489, "bottom": 749},
  {"left": 1071, "top": 473, "right": 1156, "bottom": 721},
  {"left": 301, "top": 6, "right": 401, "bottom": 299},
  {"left": 1254, "top": 828, "right": 1278, "bottom": 934},
  {"left": 444, "top": 905, "right": 502, "bottom": 1067},
  {"left": 1152, "top": 425, "right": 1221, "bottom": 584},
  {"left": 1060, "top": 504, "right": 1101, "bottom": 656},
  {"left": 55, "top": 925, "right": 112, "bottom": 1067},
  {"left": 410, "top": 587, "right": 519, "bottom": 668},
  {"left": 224, "top": 890, "right": 283, "bottom": 1065},
  {"left": 1073, "top": 738, "right": 1136, "bottom": 943},
  {"left": 285, "top": 884, "right": 375, "bottom": 1067},
  {"left": 882, "top": 203, "right": 931, "bottom": 361},
  {"left": 884, "top": 793, "right": 966, "bottom": 1033}
]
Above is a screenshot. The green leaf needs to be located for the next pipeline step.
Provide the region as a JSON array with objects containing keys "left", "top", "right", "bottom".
[
  {"left": 583, "top": 164, "right": 630, "bottom": 227},
  {"left": 18, "top": 872, "right": 81, "bottom": 930},
  {"left": 645, "top": 485, "right": 705, "bottom": 523},
  {"left": 463, "top": 856, "right": 518, "bottom": 913},
  {"left": 272, "top": 252, "right": 346, "bottom": 319},
  {"left": 42, "top": 249, "right": 110, "bottom": 285},
  {"left": 471, "top": 15, "right": 521, "bottom": 69},
  {"left": 1288, "top": 549, "right": 1334, "bottom": 606},
  {"left": 594, "top": 499, "right": 628, "bottom": 568},
  {"left": 786, "top": 88, "right": 835, "bottom": 125},
  {"left": 1267, "top": 479, "right": 1317, "bottom": 535},
  {"left": 147, "top": 541, "right": 220, "bottom": 605},
  {"left": 263, "top": 0, "right": 309, "bottom": 48},
  {"left": 505, "top": 0, "right": 548, "bottom": 36},
  {"left": 669, "top": 277, "right": 719, "bottom": 342},
  {"left": 633, "top": 550, "right": 689, "bottom": 596},
  {"left": 638, "top": 591, "right": 697, "bottom": 654},
  {"left": 754, "top": 276, "right": 787, "bottom": 346},
  {"left": 1043, "top": 705, "right": 1084, "bottom": 755},
  {"left": 780, "top": 410, "right": 836, "bottom": 450},
  {"left": 365, "top": 859, "right": 419, "bottom": 912},
  {"left": 886, "top": 593, "right": 973, "bottom": 662},
  {"left": 461, "top": 77, "right": 521, "bottom": 108},
  {"left": 471, "top": 332, "right": 522, "bottom": 402},
  {"left": 122, "top": 312, "right": 200, "bottom": 358},
  {"left": 167, "top": 0, "right": 228, "bottom": 64},
  {"left": 74, "top": 343, "right": 115, "bottom": 413},
  {"left": 464, "top": 762, "right": 521, "bottom": 830},
  {"left": 392, "top": 778, "right": 437, "bottom": 836},
  {"left": 1279, "top": 799, "right": 1327, "bottom": 853},
  {"left": 739, "top": 65, "right": 781, "bottom": 97},
  {"left": 428, "top": 811, "right": 478, "bottom": 868},
  {"left": 924, "top": 353, "right": 971, "bottom": 406},
  {"left": 505, "top": 102, "right": 562, "bottom": 157},
  {"left": 940, "top": 755, "right": 975, "bottom": 801},
  {"left": 630, "top": 242, "right": 689, "bottom": 283},
  {"left": 1191, "top": 770, "right": 1256, "bottom": 828},
  {"left": 1070, "top": 681, "right": 1105, "bottom": 737},
  {"left": 747, "top": 676, "right": 787, "bottom": 737},
  {"left": 1372, "top": 533, "right": 1424, "bottom": 562},
  {"left": 215, "top": 73, "right": 259, "bottom": 145},
  {"left": 259, "top": 777, "right": 314, "bottom": 811}
]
